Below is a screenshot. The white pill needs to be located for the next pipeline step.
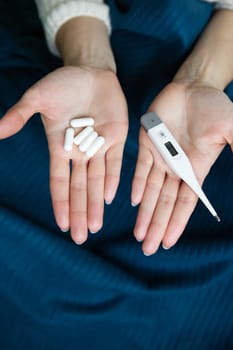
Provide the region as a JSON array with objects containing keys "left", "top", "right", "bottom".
[
  {"left": 79, "top": 131, "right": 98, "bottom": 152},
  {"left": 86, "top": 136, "right": 105, "bottom": 158},
  {"left": 64, "top": 127, "right": 75, "bottom": 152},
  {"left": 70, "top": 117, "right": 94, "bottom": 128},
  {"left": 73, "top": 126, "right": 93, "bottom": 146}
]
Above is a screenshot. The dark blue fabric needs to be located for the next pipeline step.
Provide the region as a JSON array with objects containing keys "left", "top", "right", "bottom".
[{"left": 0, "top": 0, "right": 233, "bottom": 349}]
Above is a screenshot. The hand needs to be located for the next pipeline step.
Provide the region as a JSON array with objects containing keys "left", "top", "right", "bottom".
[
  {"left": 131, "top": 81, "right": 233, "bottom": 255},
  {"left": 0, "top": 66, "right": 128, "bottom": 244}
]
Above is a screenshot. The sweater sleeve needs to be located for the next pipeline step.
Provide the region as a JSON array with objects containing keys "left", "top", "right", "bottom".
[
  {"left": 203, "top": 0, "right": 233, "bottom": 10},
  {"left": 35, "top": 0, "right": 233, "bottom": 57},
  {"left": 34, "top": 0, "right": 111, "bottom": 56}
]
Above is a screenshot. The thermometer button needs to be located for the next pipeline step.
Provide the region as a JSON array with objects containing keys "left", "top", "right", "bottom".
[{"left": 159, "top": 130, "right": 166, "bottom": 138}]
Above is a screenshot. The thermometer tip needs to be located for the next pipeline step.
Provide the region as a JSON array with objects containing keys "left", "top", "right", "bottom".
[{"left": 214, "top": 214, "right": 221, "bottom": 222}]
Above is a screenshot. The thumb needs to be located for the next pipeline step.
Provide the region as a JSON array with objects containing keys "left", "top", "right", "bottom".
[
  {"left": 0, "top": 88, "right": 40, "bottom": 139},
  {"left": 219, "top": 105, "right": 233, "bottom": 153},
  {"left": 228, "top": 109, "right": 233, "bottom": 153}
]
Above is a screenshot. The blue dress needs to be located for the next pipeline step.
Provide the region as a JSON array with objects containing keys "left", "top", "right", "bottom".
[{"left": 0, "top": 0, "right": 232, "bottom": 349}]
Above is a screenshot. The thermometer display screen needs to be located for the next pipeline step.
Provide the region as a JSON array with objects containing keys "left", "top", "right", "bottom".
[{"left": 165, "top": 141, "right": 178, "bottom": 156}]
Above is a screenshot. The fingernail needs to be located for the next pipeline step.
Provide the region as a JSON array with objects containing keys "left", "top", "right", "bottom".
[
  {"left": 136, "top": 236, "right": 144, "bottom": 242},
  {"left": 74, "top": 239, "right": 85, "bottom": 245},
  {"left": 162, "top": 244, "right": 170, "bottom": 250},
  {"left": 90, "top": 229, "right": 99, "bottom": 234},
  {"left": 143, "top": 251, "right": 151, "bottom": 256},
  {"left": 105, "top": 200, "right": 112, "bottom": 205},
  {"left": 131, "top": 202, "right": 138, "bottom": 207},
  {"left": 74, "top": 235, "right": 86, "bottom": 245},
  {"left": 60, "top": 228, "right": 69, "bottom": 232},
  {"left": 134, "top": 228, "right": 145, "bottom": 242}
]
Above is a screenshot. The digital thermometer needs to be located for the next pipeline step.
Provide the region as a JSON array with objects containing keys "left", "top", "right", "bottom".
[{"left": 141, "top": 112, "right": 220, "bottom": 222}]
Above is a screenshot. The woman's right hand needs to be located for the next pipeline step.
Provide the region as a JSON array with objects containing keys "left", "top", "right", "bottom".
[{"left": 0, "top": 66, "right": 128, "bottom": 244}]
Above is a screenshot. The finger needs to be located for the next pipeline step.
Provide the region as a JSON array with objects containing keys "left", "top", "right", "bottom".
[
  {"left": 142, "top": 176, "right": 180, "bottom": 256},
  {"left": 50, "top": 152, "right": 70, "bottom": 231},
  {"left": 223, "top": 106, "right": 233, "bottom": 147},
  {"left": 70, "top": 159, "right": 88, "bottom": 244},
  {"left": 134, "top": 166, "right": 165, "bottom": 242},
  {"left": 131, "top": 144, "right": 153, "bottom": 206},
  {"left": 87, "top": 155, "right": 105, "bottom": 233},
  {"left": 0, "top": 89, "right": 39, "bottom": 139},
  {"left": 104, "top": 144, "right": 124, "bottom": 204},
  {"left": 162, "top": 182, "right": 198, "bottom": 249}
]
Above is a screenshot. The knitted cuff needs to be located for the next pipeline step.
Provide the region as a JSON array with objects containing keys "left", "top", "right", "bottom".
[
  {"left": 215, "top": 0, "right": 233, "bottom": 9},
  {"left": 204, "top": 0, "right": 233, "bottom": 10},
  {"left": 37, "top": 1, "right": 111, "bottom": 56}
]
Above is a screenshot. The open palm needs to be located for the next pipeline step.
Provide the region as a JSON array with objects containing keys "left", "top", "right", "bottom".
[
  {"left": 0, "top": 66, "right": 128, "bottom": 244},
  {"left": 132, "top": 81, "right": 233, "bottom": 255}
]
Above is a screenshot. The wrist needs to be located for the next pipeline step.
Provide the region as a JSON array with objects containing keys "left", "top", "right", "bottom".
[
  {"left": 173, "top": 53, "right": 232, "bottom": 91},
  {"left": 174, "top": 10, "right": 233, "bottom": 91},
  {"left": 63, "top": 47, "right": 116, "bottom": 73},
  {"left": 56, "top": 17, "right": 116, "bottom": 73}
]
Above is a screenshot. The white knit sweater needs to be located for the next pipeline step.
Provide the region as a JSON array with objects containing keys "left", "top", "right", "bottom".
[{"left": 34, "top": 0, "right": 233, "bottom": 56}]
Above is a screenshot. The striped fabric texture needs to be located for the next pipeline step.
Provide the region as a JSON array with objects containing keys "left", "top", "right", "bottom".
[{"left": 0, "top": 0, "right": 232, "bottom": 349}]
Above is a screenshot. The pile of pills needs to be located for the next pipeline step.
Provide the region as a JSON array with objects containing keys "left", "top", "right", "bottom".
[{"left": 64, "top": 117, "right": 105, "bottom": 158}]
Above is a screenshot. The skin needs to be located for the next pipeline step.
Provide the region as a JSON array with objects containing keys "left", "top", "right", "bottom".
[
  {"left": 0, "top": 66, "right": 128, "bottom": 244},
  {"left": 0, "top": 11, "right": 232, "bottom": 253},
  {"left": 131, "top": 9, "right": 233, "bottom": 254},
  {"left": 132, "top": 81, "right": 233, "bottom": 255}
]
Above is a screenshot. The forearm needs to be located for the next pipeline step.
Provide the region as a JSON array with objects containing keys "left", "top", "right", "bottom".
[
  {"left": 174, "top": 10, "right": 233, "bottom": 90},
  {"left": 56, "top": 17, "right": 116, "bottom": 73}
]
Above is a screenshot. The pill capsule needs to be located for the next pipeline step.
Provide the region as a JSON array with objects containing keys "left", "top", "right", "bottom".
[
  {"left": 73, "top": 126, "right": 93, "bottom": 146},
  {"left": 64, "top": 127, "right": 75, "bottom": 152},
  {"left": 79, "top": 131, "right": 98, "bottom": 152},
  {"left": 70, "top": 117, "right": 94, "bottom": 128},
  {"left": 86, "top": 136, "right": 105, "bottom": 158}
]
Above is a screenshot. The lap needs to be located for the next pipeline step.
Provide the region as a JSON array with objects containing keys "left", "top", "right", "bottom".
[{"left": 0, "top": 1, "right": 232, "bottom": 349}]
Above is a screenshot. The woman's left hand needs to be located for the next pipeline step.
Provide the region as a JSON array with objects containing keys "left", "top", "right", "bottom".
[{"left": 131, "top": 81, "right": 233, "bottom": 255}]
